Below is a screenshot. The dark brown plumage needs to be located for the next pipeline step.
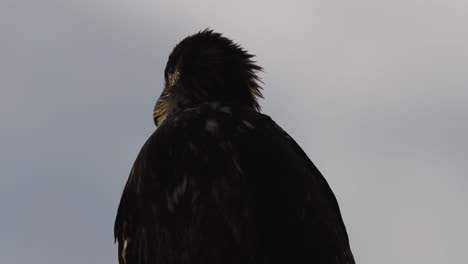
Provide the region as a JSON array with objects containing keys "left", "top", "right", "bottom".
[{"left": 115, "top": 29, "right": 355, "bottom": 264}]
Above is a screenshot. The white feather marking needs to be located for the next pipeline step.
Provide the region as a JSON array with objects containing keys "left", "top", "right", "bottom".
[
  {"left": 188, "top": 142, "right": 197, "bottom": 153},
  {"left": 173, "top": 176, "right": 188, "bottom": 204},
  {"left": 167, "top": 176, "right": 188, "bottom": 213},
  {"left": 232, "top": 157, "right": 244, "bottom": 174},
  {"left": 205, "top": 119, "right": 218, "bottom": 134},
  {"left": 220, "top": 106, "right": 232, "bottom": 114},
  {"left": 122, "top": 239, "right": 129, "bottom": 263},
  {"left": 242, "top": 120, "right": 255, "bottom": 130},
  {"left": 209, "top": 101, "right": 221, "bottom": 109}
]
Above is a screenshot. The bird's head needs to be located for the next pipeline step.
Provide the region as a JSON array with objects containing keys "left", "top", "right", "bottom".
[{"left": 153, "top": 29, "right": 263, "bottom": 126}]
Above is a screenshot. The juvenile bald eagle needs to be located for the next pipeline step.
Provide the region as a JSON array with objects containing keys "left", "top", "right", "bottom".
[{"left": 115, "top": 29, "right": 355, "bottom": 264}]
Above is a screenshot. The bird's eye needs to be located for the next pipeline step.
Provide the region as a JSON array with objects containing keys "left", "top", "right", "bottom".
[{"left": 168, "top": 70, "right": 180, "bottom": 87}]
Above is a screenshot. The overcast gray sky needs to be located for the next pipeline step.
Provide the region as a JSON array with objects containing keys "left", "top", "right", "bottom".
[{"left": 1, "top": 0, "right": 467, "bottom": 263}]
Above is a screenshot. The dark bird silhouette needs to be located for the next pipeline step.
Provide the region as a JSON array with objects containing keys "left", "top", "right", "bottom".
[{"left": 115, "top": 29, "right": 355, "bottom": 264}]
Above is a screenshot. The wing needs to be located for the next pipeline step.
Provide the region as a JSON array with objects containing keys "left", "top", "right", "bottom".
[
  {"left": 114, "top": 102, "right": 354, "bottom": 264},
  {"left": 238, "top": 115, "right": 355, "bottom": 263}
]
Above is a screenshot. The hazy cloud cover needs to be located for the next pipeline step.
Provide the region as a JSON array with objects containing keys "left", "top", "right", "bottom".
[{"left": 1, "top": 1, "right": 467, "bottom": 263}]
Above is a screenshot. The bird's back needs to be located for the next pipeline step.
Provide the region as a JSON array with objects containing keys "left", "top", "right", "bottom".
[{"left": 115, "top": 102, "right": 354, "bottom": 264}]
